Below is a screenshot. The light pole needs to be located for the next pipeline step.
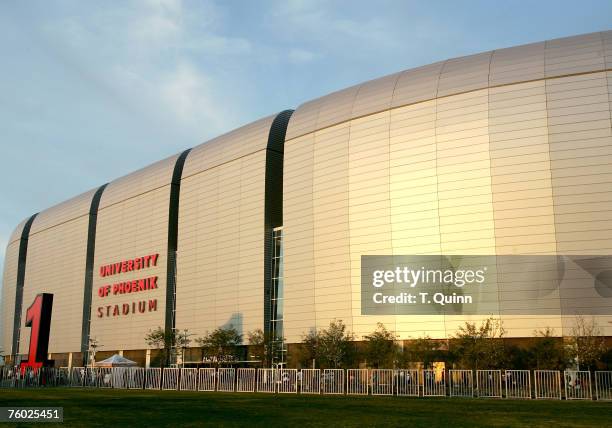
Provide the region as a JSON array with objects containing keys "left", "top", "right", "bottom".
[{"left": 88, "top": 338, "right": 99, "bottom": 368}]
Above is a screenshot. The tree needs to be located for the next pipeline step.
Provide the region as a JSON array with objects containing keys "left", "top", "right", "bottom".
[
  {"left": 526, "top": 327, "right": 566, "bottom": 370},
  {"left": 175, "top": 329, "right": 193, "bottom": 367},
  {"left": 247, "top": 329, "right": 271, "bottom": 367},
  {"left": 145, "top": 327, "right": 174, "bottom": 367},
  {"left": 196, "top": 327, "right": 242, "bottom": 367},
  {"left": 299, "top": 329, "right": 320, "bottom": 368},
  {"left": 87, "top": 337, "right": 100, "bottom": 368},
  {"left": 404, "top": 335, "right": 441, "bottom": 369},
  {"left": 363, "top": 323, "right": 398, "bottom": 368},
  {"left": 450, "top": 317, "right": 506, "bottom": 370},
  {"left": 565, "top": 316, "right": 607, "bottom": 371},
  {"left": 317, "top": 319, "right": 356, "bottom": 369},
  {"left": 144, "top": 327, "right": 192, "bottom": 367}
]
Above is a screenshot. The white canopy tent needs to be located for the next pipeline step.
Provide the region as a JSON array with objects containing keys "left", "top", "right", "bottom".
[{"left": 94, "top": 354, "right": 138, "bottom": 367}]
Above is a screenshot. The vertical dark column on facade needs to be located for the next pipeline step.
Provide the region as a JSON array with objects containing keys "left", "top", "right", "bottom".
[
  {"left": 165, "top": 149, "right": 192, "bottom": 336},
  {"left": 11, "top": 213, "right": 38, "bottom": 357},
  {"left": 80, "top": 183, "right": 108, "bottom": 365},
  {"left": 264, "top": 110, "right": 293, "bottom": 338}
]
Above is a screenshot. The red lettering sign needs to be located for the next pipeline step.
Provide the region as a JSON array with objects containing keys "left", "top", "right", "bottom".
[
  {"left": 98, "top": 254, "right": 160, "bottom": 278},
  {"left": 20, "top": 293, "right": 54, "bottom": 372}
]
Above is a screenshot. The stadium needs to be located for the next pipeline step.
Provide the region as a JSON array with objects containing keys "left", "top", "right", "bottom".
[{"left": 2, "top": 30, "right": 612, "bottom": 370}]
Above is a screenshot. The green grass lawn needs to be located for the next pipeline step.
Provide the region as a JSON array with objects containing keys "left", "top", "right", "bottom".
[{"left": 0, "top": 388, "right": 610, "bottom": 427}]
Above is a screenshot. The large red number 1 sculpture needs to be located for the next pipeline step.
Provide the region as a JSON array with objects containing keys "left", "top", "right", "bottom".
[{"left": 20, "top": 293, "right": 53, "bottom": 372}]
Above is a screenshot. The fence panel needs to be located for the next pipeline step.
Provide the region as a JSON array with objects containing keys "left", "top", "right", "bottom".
[
  {"left": 396, "top": 370, "right": 419, "bottom": 396},
  {"left": 347, "top": 369, "right": 369, "bottom": 395},
  {"left": 21, "top": 368, "right": 41, "bottom": 388},
  {"left": 564, "top": 370, "right": 592, "bottom": 400},
  {"left": 198, "top": 368, "right": 216, "bottom": 391},
  {"left": 113, "top": 368, "right": 129, "bottom": 389},
  {"left": 97, "top": 368, "right": 113, "bottom": 388},
  {"left": 255, "top": 368, "right": 275, "bottom": 393},
  {"left": 82, "top": 368, "right": 97, "bottom": 388},
  {"left": 180, "top": 368, "right": 198, "bottom": 391},
  {"left": 449, "top": 370, "right": 473, "bottom": 397},
  {"left": 595, "top": 371, "right": 612, "bottom": 400},
  {"left": 57, "top": 368, "right": 70, "bottom": 387},
  {"left": 145, "top": 368, "right": 161, "bottom": 390},
  {"left": 38, "top": 368, "right": 56, "bottom": 387},
  {"left": 322, "top": 369, "right": 344, "bottom": 395},
  {"left": 36, "top": 367, "right": 53, "bottom": 387},
  {"left": 13, "top": 370, "right": 25, "bottom": 388},
  {"left": 504, "top": 370, "right": 530, "bottom": 399},
  {"left": 127, "top": 368, "right": 145, "bottom": 389},
  {"left": 70, "top": 367, "right": 86, "bottom": 387},
  {"left": 0, "top": 367, "right": 16, "bottom": 388},
  {"left": 534, "top": 370, "right": 561, "bottom": 400},
  {"left": 423, "top": 369, "right": 446, "bottom": 396},
  {"left": 237, "top": 368, "right": 256, "bottom": 392},
  {"left": 476, "top": 370, "right": 502, "bottom": 398},
  {"left": 162, "top": 368, "right": 180, "bottom": 390},
  {"left": 371, "top": 370, "right": 393, "bottom": 396},
  {"left": 278, "top": 369, "right": 298, "bottom": 393},
  {"left": 217, "top": 368, "right": 235, "bottom": 392},
  {"left": 299, "top": 369, "right": 320, "bottom": 394}
]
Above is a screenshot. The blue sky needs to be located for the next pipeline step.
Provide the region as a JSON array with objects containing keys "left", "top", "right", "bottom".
[{"left": 0, "top": 0, "right": 611, "bottom": 279}]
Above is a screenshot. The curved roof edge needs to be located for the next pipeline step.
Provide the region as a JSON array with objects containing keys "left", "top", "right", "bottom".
[
  {"left": 286, "top": 30, "right": 612, "bottom": 141},
  {"left": 29, "top": 187, "right": 100, "bottom": 235},
  {"left": 8, "top": 217, "right": 30, "bottom": 246},
  {"left": 99, "top": 153, "right": 181, "bottom": 210},
  {"left": 182, "top": 110, "right": 292, "bottom": 179}
]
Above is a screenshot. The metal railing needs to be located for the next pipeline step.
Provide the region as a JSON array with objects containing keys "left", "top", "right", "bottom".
[
  {"left": 1, "top": 367, "right": 611, "bottom": 400},
  {"left": 504, "top": 370, "right": 530, "bottom": 399},
  {"left": 476, "top": 370, "right": 502, "bottom": 398},
  {"left": 396, "top": 369, "right": 419, "bottom": 396},
  {"left": 346, "top": 369, "right": 368, "bottom": 395},
  {"left": 371, "top": 369, "right": 394, "bottom": 396},
  {"left": 534, "top": 370, "right": 561, "bottom": 400},
  {"left": 423, "top": 369, "right": 446, "bottom": 396},
  {"left": 449, "top": 369, "right": 472, "bottom": 397}
]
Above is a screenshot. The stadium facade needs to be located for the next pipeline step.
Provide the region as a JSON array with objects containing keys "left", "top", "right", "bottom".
[{"left": 2, "top": 31, "right": 612, "bottom": 368}]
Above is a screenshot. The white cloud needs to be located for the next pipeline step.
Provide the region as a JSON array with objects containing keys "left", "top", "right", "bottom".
[
  {"left": 36, "top": 0, "right": 255, "bottom": 138},
  {"left": 160, "top": 61, "right": 227, "bottom": 130}
]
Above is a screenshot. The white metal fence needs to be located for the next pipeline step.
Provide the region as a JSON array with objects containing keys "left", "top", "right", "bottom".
[
  {"left": 595, "top": 371, "right": 612, "bottom": 400},
  {"left": 534, "top": 370, "right": 561, "bottom": 400},
  {"left": 255, "top": 368, "right": 274, "bottom": 393},
  {"left": 162, "top": 368, "right": 179, "bottom": 390},
  {"left": 423, "top": 369, "right": 446, "bottom": 397},
  {"left": 347, "top": 369, "right": 369, "bottom": 395},
  {"left": 97, "top": 368, "right": 113, "bottom": 388},
  {"left": 396, "top": 369, "right": 419, "bottom": 396},
  {"left": 238, "top": 368, "right": 256, "bottom": 393},
  {"left": 217, "top": 368, "right": 235, "bottom": 392},
  {"left": 371, "top": 369, "right": 393, "bottom": 396},
  {"left": 127, "top": 368, "right": 145, "bottom": 389},
  {"left": 180, "top": 368, "right": 198, "bottom": 391},
  {"left": 449, "top": 370, "right": 473, "bottom": 397},
  {"left": 322, "top": 369, "right": 344, "bottom": 395},
  {"left": 112, "top": 367, "right": 129, "bottom": 389},
  {"left": 70, "top": 367, "right": 85, "bottom": 387},
  {"left": 564, "top": 370, "right": 591, "bottom": 400},
  {"left": 145, "top": 368, "right": 161, "bottom": 390},
  {"left": 505, "top": 370, "right": 530, "bottom": 399},
  {"left": 278, "top": 369, "right": 298, "bottom": 393},
  {"left": 476, "top": 370, "right": 502, "bottom": 398},
  {"left": 3, "top": 366, "right": 612, "bottom": 401},
  {"left": 198, "top": 368, "right": 216, "bottom": 391},
  {"left": 300, "top": 369, "right": 320, "bottom": 394}
]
